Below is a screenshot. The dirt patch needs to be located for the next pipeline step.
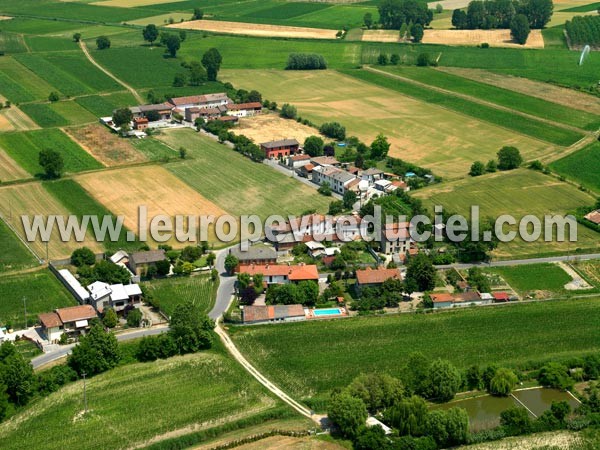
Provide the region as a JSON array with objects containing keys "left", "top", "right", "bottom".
[
  {"left": 438, "top": 67, "right": 600, "bottom": 115},
  {"left": 75, "top": 165, "right": 227, "bottom": 247},
  {"left": 235, "top": 113, "right": 318, "bottom": 145},
  {"left": 64, "top": 124, "right": 147, "bottom": 167},
  {"left": 0, "top": 16, "right": 12, "bottom": 21},
  {"left": 422, "top": 29, "right": 544, "bottom": 48},
  {"left": 168, "top": 20, "right": 338, "bottom": 40}
]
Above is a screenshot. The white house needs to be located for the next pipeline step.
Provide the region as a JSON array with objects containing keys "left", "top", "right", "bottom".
[
  {"left": 312, "top": 166, "right": 357, "bottom": 195},
  {"left": 168, "top": 93, "right": 231, "bottom": 110},
  {"left": 87, "top": 281, "right": 142, "bottom": 313}
]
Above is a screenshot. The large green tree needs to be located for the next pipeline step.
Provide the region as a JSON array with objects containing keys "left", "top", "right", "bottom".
[
  {"left": 497, "top": 146, "right": 523, "bottom": 170},
  {"left": 328, "top": 393, "right": 368, "bottom": 439},
  {"left": 426, "top": 358, "right": 461, "bottom": 402},
  {"left": 405, "top": 253, "right": 436, "bottom": 292},
  {"left": 510, "top": 14, "right": 531, "bottom": 44},
  {"left": 68, "top": 324, "right": 121, "bottom": 376},
  {"left": 304, "top": 135, "right": 324, "bottom": 157},
  {"left": 142, "top": 24, "right": 159, "bottom": 44},
  {"left": 39, "top": 149, "right": 64, "bottom": 179},
  {"left": 168, "top": 301, "right": 214, "bottom": 354},
  {"left": 201, "top": 48, "right": 223, "bottom": 81}
]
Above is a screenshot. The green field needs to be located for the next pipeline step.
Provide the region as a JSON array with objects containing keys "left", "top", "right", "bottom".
[
  {"left": 130, "top": 137, "right": 176, "bottom": 161},
  {"left": 342, "top": 69, "right": 584, "bottom": 147},
  {"left": 0, "top": 269, "right": 76, "bottom": 328},
  {"left": 0, "top": 220, "right": 38, "bottom": 273},
  {"left": 0, "top": 129, "right": 102, "bottom": 176},
  {"left": 19, "top": 103, "right": 69, "bottom": 128},
  {"left": 143, "top": 274, "right": 217, "bottom": 317},
  {"left": 414, "top": 169, "right": 600, "bottom": 258},
  {"left": 222, "top": 69, "right": 556, "bottom": 178},
  {"left": 230, "top": 297, "right": 600, "bottom": 406},
  {"left": 490, "top": 263, "right": 573, "bottom": 295},
  {"left": 47, "top": 101, "right": 98, "bottom": 126},
  {"left": 43, "top": 178, "right": 136, "bottom": 251},
  {"left": 75, "top": 91, "right": 137, "bottom": 117},
  {"left": 0, "top": 57, "right": 56, "bottom": 103},
  {"left": 159, "top": 129, "right": 331, "bottom": 218},
  {"left": 0, "top": 31, "right": 28, "bottom": 54},
  {"left": 562, "top": 2, "right": 600, "bottom": 12},
  {"left": 550, "top": 142, "right": 600, "bottom": 194},
  {"left": 378, "top": 66, "right": 600, "bottom": 131},
  {"left": 0, "top": 350, "right": 289, "bottom": 450}
]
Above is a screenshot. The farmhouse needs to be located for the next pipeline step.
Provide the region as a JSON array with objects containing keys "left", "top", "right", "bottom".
[
  {"left": 260, "top": 139, "right": 299, "bottom": 159},
  {"left": 128, "top": 250, "right": 167, "bottom": 276},
  {"left": 133, "top": 117, "right": 149, "bottom": 131},
  {"left": 355, "top": 267, "right": 402, "bottom": 291},
  {"left": 184, "top": 106, "right": 223, "bottom": 122},
  {"left": 238, "top": 263, "right": 319, "bottom": 284},
  {"left": 380, "top": 222, "right": 413, "bottom": 256},
  {"left": 38, "top": 305, "right": 98, "bottom": 342},
  {"left": 242, "top": 304, "right": 306, "bottom": 325},
  {"left": 287, "top": 154, "right": 312, "bottom": 169},
  {"left": 228, "top": 102, "right": 263, "bottom": 117},
  {"left": 129, "top": 103, "right": 174, "bottom": 121},
  {"left": 169, "top": 93, "right": 231, "bottom": 110},
  {"left": 229, "top": 243, "right": 277, "bottom": 267},
  {"left": 38, "top": 312, "right": 64, "bottom": 342},
  {"left": 312, "top": 166, "right": 357, "bottom": 195},
  {"left": 584, "top": 209, "right": 600, "bottom": 225}
]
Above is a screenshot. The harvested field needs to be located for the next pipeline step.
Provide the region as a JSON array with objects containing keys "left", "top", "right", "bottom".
[
  {"left": 422, "top": 29, "right": 545, "bottom": 48},
  {"left": 0, "top": 183, "right": 104, "bottom": 259},
  {"left": 236, "top": 113, "right": 318, "bottom": 145},
  {"left": 221, "top": 69, "right": 554, "bottom": 178},
  {"left": 0, "top": 105, "right": 38, "bottom": 131},
  {"left": 75, "top": 166, "right": 227, "bottom": 247},
  {"left": 91, "top": 0, "right": 185, "bottom": 6},
  {"left": 362, "top": 30, "right": 401, "bottom": 43},
  {"left": 0, "top": 151, "right": 28, "bottom": 182},
  {"left": 168, "top": 20, "right": 338, "bottom": 40},
  {"left": 428, "top": 0, "right": 472, "bottom": 9},
  {"left": 64, "top": 124, "right": 147, "bottom": 166},
  {"left": 233, "top": 435, "right": 345, "bottom": 450},
  {"left": 438, "top": 67, "right": 600, "bottom": 115}
]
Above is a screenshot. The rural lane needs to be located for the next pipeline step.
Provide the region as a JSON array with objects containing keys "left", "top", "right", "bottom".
[
  {"left": 208, "top": 247, "right": 237, "bottom": 320},
  {"left": 79, "top": 40, "right": 144, "bottom": 104}
]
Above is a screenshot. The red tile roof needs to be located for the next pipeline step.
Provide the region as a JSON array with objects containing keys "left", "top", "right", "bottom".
[
  {"left": 56, "top": 305, "right": 97, "bottom": 323},
  {"left": 493, "top": 292, "right": 510, "bottom": 301},
  {"left": 238, "top": 264, "right": 319, "bottom": 281},
  {"left": 39, "top": 312, "right": 62, "bottom": 328},
  {"left": 356, "top": 267, "right": 401, "bottom": 285},
  {"left": 228, "top": 102, "right": 262, "bottom": 111},
  {"left": 584, "top": 209, "right": 600, "bottom": 225},
  {"left": 431, "top": 293, "right": 454, "bottom": 303}
]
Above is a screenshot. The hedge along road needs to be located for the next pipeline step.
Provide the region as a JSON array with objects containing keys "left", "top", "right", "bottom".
[{"left": 79, "top": 40, "right": 144, "bottom": 104}]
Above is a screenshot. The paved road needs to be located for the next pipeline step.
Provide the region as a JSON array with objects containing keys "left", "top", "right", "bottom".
[
  {"left": 208, "top": 248, "right": 237, "bottom": 320},
  {"left": 31, "top": 326, "right": 168, "bottom": 369}
]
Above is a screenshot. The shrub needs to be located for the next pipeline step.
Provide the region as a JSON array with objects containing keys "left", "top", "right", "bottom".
[
  {"left": 280, "top": 103, "right": 297, "bottom": 119},
  {"left": 285, "top": 53, "right": 327, "bottom": 70},
  {"left": 319, "top": 122, "right": 346, "bottom": 140}
]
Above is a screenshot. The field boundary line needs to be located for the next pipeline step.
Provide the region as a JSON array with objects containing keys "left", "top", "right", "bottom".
[
  {"left": 78, "top": 40, "right": 144, "bottom": 104},
  {"left": 363, "top": 66, "right": 589, "bottom": 136},
  {"left": 215, "top": 321, "right": 320, "bottom": 425},
  {"left": 0, "top": 213, "right": 43, "bottom": 263}
]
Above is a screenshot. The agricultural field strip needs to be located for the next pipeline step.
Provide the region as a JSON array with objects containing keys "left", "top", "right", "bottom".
[
  {"left": 346, "top": 68, "right": 584, "bottom": 147},
  {"left": 367, "top": 66, "right": 593, "bottom": 134}
]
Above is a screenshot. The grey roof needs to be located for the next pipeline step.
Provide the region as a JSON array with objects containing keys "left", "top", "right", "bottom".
[
  {"left": 273, "top": 304, "right": 305, "bottom": 319},
  {"left": 230, "top": 244, "right": 276, "bottom": 261},
  {"left": 330, "top": 170, "right": 357, "bottom": 184},
  {"left": 130, "top": 249, "right": 166, "bottom": 266},
  {"left": 260, "top": 139, "right": 299, "bottom": 149},
  {"left": 138, "top": 103, "right": 173, "bottom": 113},
  {"left": 361, "top": 168, "right": 383, "bottom": 176}
]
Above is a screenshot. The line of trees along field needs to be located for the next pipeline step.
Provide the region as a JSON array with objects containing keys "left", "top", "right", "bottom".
[
  {"left": 452, "top": 0, "right": 553, "bottom": 30},
  {"left": 566, "top": 16, "right": 600, "bottom": 46}
]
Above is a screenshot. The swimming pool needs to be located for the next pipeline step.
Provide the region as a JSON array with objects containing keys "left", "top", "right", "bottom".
[{"left": 313, "top": 308, "right": 343, "bottom": 316}]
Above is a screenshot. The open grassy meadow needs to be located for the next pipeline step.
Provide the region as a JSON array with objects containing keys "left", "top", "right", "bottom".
[
  {"left": 230, "top": 297, "right": 600, "bottom": 405},
  {"left": 489, "top": 263, "right": 573, "bottom": 296},
  {"left": 0, "top": 219, "right": 38, "bottom": 273},
  {"left": 221, "top": 69, "right": 556, "bottom": 178},
  {"left": 143, "top": 274, "right": 217, "bottom": 317},
  {"left": 550, "top": 141, "right": 600, "bottom": 194},
  {"left": 414, "top": 169, "right": 600, "bottom": 258},
  {"left": 0, "top": 351, "right": 289, "bottom": 450},
  {"left": 0, "top": 182, "right": 105, "bottom": 259},
  {"left": 0, "top": 269, "right": 75, "bottom": 328},
  {"left": 0, "top": 129, "right": 102, "bottom": 176},
  {"left": 75, "top": 164, "right": 227, "bottom": 247},
  {"left": 158, "top": 129, "right": 331, "bottom": 218}
]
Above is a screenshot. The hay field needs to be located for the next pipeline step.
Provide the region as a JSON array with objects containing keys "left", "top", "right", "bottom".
[
  {"left": 362, "top": 30, "right": 401, "bottom": 42},
  {"left": 236, "top": 113, "right": 317, "bottom": 145},
  {"left": 0, "top": 183, "right": 104, "bottom": 259},
  {"left": 422, "top": 29, "right": 545, "bottom": 48},
  {"left": 91, "top": 0, "right": 185, "bottom": 6},
  {"left": 0, "top": 151, "right": 28, "bottom": 182},
  {"left": 437, "top": 67, "right": 600, "bottom": 115},
  {"left": 64, "top": 124, "right": 147, "bottom": 166},
  {"left": 414, "top": 169, "right": 600, "bottom": 258},
  {"left": 221, "top": 69, "right": 554, "bottom": 178},
  {"left": 168, "top": 20, "right": 338, "bottom": 39},
  {"left": 75, "top": 165, "right": 227, "bottom": 247}
]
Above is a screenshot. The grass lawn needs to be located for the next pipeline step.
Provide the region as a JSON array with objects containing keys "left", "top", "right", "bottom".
[
  {"left": 489, "top": 263, "right": 572, "bottom": 295},
  {"left": 221, "top": 69, "right": 555, "bottom": 179},
  {"left": 342, "top": 68, "right": 584, "bottom": 147},
  {"left": 159, "top": 129, "right": 331, "bottom": 218},
  {"left": 414, "top": 169, "right": 600, "bottom": 258},
  {"left": 550, "top": 141, "right": 600, "bottom": 194},
  {"left": 230, "top": 297, "right": 600, "bottom": 407},
  {"left": 0, "top": 269, "right": 76, "bottom": 329},
  {"left": 0, "top": 350, "right": 287, "bottom": 450},
  {"left": 0, "top": 129, "right": 102, "bottom": 176},
  {"left": 0, "top": 220, "right": 38, "bottom": 273},
  {"left": 142, "top": 274, "right": 217, "bottom": 317},
  {"left": 378, "top": 66, "right": 600, "bottom": 131}
]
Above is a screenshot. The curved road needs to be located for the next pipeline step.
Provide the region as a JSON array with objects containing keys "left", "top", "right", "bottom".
[{"left": 208, "top": 247, "right": 237, "bottom": 320}]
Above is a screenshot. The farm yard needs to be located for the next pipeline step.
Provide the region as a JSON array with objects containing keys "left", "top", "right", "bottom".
[
  {"left": 0, "top": 269, "right": 76, "bottom": 329},
  {"left": 158, "top": 129, "right": 331, "bottom": 218},
  {"left": 75, "top": 165, "right": 228, "bottom": 248},
  {"left": 230, "top": 297, "right": 600, "bottom": 406},
  {"left": 414, "top": 169, "right": 600, "bottom": 258},
  {"left": 221, "top": 69, "right": 556, "bottom": 178},
  {"left": 142, "top": 274, "right": 217, "bottom": 317},
  {"left": 0, "top": 350, "right": 292, "bottom": 450}
]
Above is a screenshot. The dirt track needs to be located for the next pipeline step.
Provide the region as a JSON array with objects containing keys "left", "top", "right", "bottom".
[{"left": 168, "top": 20, "right": 338, "bottom": 40}]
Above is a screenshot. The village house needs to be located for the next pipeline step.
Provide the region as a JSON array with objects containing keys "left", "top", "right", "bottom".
[
  {"left": 217, "top": 115, "right": 239, "bottom": 124},
  {"left": 87, "top": 281, "right": 142, "bottom": 314},
  {"left": 128, "top": 250, "right": 167, "bottom": 276},
  {"left": 310, "top": 156, "right": 340, "bottom": 167},
  {"left": 168, "top": 93, "right": 231, "bottom": 110},
  {"left": 238, "top": 263, "right": 319, "bottom": 284},
  {"left": 305, "top": 241, "right": 340, "bottom": 258},
  {"left": 184, "top": 106, "right": 223, "bottom": 122},
  {"left": 133, "top": 117, "right": 148, "bottom": 131},
  {"left": 312, "top": 166, "right": 357, "bottom": 195},
  {"left": 298, "top": 163, "right": 314, "bottom": 179},
  {"left": 584, "top": 209, "right": 600, "bottom": 225},
  {"left": 229, "top": 243, "right": 277, "bottom": 268},
  {"left": 431, "top": 292, "right": 492, "bottom": 309},
  {"left": 38, "top": 312, "right": 64, "bottom": 342},
  {"left": 355, "top": 267, "right": 402, "bottom": 292},
  {"left": 287, "top": 154, "right": 312, "bottom": 170},
  {"left": 380, "top": 222, "right": 413, "bottom": 256},
  {"left": 228, "top": 102, "right": 263, "bottom": 118},
  {"left": 128, "top": 103, "right": 174, "bottom": 121},
  {"left": 360, "top": 168, "right": 385, "bottom": 184},
  {"left": 260, "top": 139, "right": 300, "bottom": 159},
  {"left": 39, "top": 304, "right": 98, "bottom": 342},
  {"left": 242, "top": 304, "right": 306, "bottom": 325}
]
